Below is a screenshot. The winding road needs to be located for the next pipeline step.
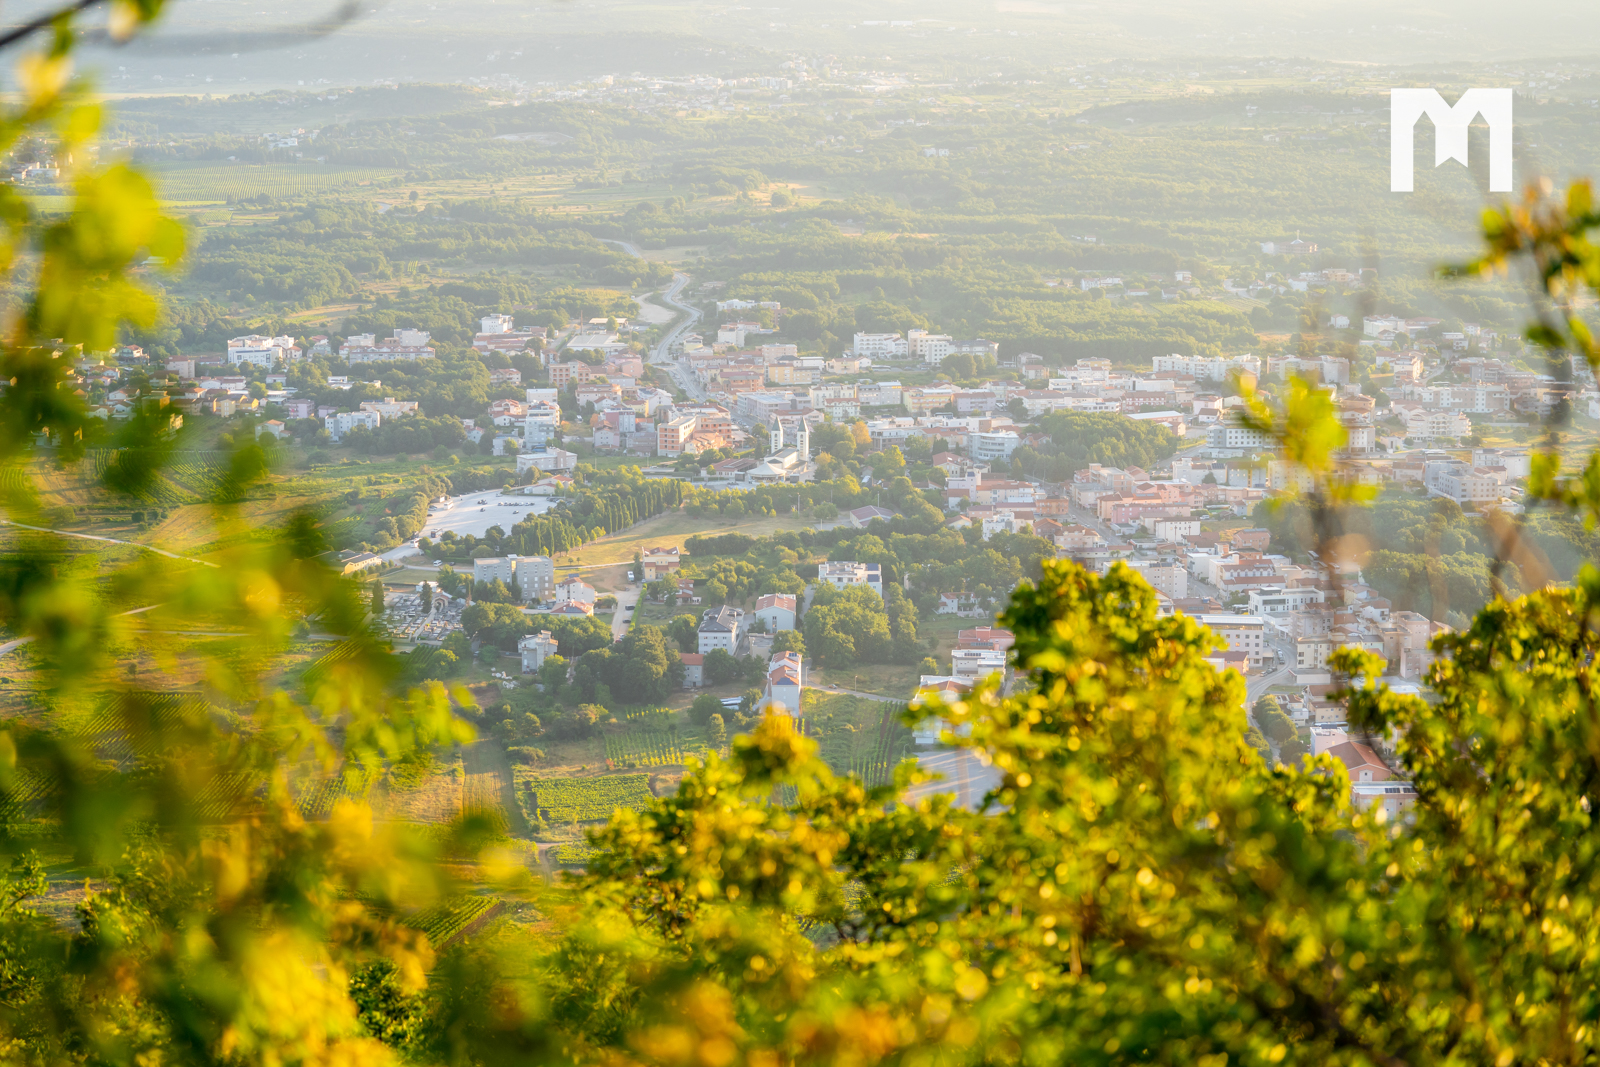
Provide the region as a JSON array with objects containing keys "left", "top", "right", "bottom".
[{"left": 598, "top": 238, "right": 701, "bottom": 365}]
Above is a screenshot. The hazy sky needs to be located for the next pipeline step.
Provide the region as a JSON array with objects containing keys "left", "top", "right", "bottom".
[{"left": 10, "top": 0, "right": 1594, "bottom": 93}]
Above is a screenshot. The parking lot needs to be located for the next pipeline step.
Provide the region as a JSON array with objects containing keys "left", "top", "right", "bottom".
[{"left": 418, "top": 491, "right": 557, "bottom": 542}]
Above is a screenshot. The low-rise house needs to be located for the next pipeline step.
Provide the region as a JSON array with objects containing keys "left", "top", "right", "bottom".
[
  {"left": 680, "top": 653, "right": 704, "bottom": 688},
  {"left": 847, "top": 505, "right": 898, "bottom": 527},
  {"left": 935, "top": 593, "right": 986, "bottom": 617},
  {"left": 642, "top": 547, "right": 681, "bottom": 581},
  {"left": 1328, "top": 741, "right": 1395, "bottom": 784},
  {"left": 753, "top": 593, "right": 797, "bottom": 632},
  {"left": 951, "top": 648, "right": 1008, "bottom": 682},
  {"left": 554, "top": 577, "right": 596, "bottom": 606},
  {"left": 519, "top": 631, "right": 559, "bottom": 673},
  {"left": 816, "top": 560, "right": 883, "bottom": 598},
  {"left": 957, "top": 627, "right": 1014, "bottom": 651},
  {"left": 763, "top": 650, "right": 803, "bottom": 715}
]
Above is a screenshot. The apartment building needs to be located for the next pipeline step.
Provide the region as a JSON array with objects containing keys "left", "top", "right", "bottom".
[
  {"left": 1123, "top": 559, "right": 1188, "bottom": 600},
  {"left": 908, "top": 329, "right": 955, "bottom": 363},
  {"left": 1206, "top": 424, "right": 1274, "bottom": 450},
  {"left": 698, "top": 606, "right": 745, "bottom": 654},
  {"left": 227, "top": 334, "right": 299, "bottom": 367},
  {"left": 853, "top": 332, "right": 907, "bottom": 358},
  {"left": 1196, "top": 614, "right": 1270, "bottom": 667},
  {"left": 971, "top": 430, "right": 1021, "bottom": 462},
  {"left": 325, "top": 410, "right": 380, "bottom": 439},
  {"left": 1426, "top": 462, "right": 1501, "bottom": 504},
  {"left": 1150, "top": 353, "right": 1262, "bottom": 382}
]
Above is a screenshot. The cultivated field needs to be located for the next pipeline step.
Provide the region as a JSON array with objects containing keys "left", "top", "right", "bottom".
[{"left": 146, "top": 161, "right": 406, "bottom": 202}]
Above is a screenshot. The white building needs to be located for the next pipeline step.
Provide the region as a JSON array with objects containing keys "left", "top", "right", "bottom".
[
  {"left": 908, "top": 329, "right": 955, "bottom": 363},
  {"left": 1149, "top": 354, "right": 1262, "bottom": 382},
  {"left": 518, "top": 556, "right": 554, "bottom": 599},
  {"left": 853, "top": 332, "right": 908, "bottom": 359},
  {"left": 325, "top": 410, "right": 380, "bottom": 440},
  {"left": 1196, "top": 614, "right": 1270, "bottom": 667},
  {"left": 753, "top": 592, "right": 797, "bottom": 632},
  {"left": 950, "top": 648, "right": 1008, "bottom": 681},
  {"left": 971, "top": 430, "right": 1021, "bottom": 462},
  {"left": 227, "top": 334, "right": 298, "bottom": 367},
  {"left": 341, "top": 339, "right": 436, "bottom": 363},
  {"left": 1471, "top": 448, "right": 1532, "bottom": 478},
  {"left": 698, "top": 605, "right": 744, "bottom": 654},
  {"left": 515, "top": 448, "right": 579, "bottom": 475},
  {"left": 1206, "top": 424, "right": 1274, "bottom": 450},
  {"left": 523, "top": 401, "right": 562, "bottom": 444},
  {"left": 1147, "top": 517, "right": 1202, "bottom": 541},
  {"left": 473, "top": 556, "right": 552, "bottom": 600},
  {"left": 519, "top": 630, "right": 559, "bottom": 673},
  {"left": 1246, "top": 586, "right": 1327, "bottom": 616},
  {"left": 481, "top": 314, "right": 515, "bottom": 334},
  {"left": 1426, "top": 462, "right": 1501, "bottom": 504},
  {"left": 554, "top": 577, "right": 596, "bottom": 606},
  {"left": 763, "top": 650, "right": 803, "bottom": 715},
  {"left": 1406, "top": 409, "right": 1472, "bottom": 441},
  {"left": 1123, "top": 559, "right": 1188, "bottom": 600},
  {"left": 858, "top": 380, "right": 904, "bottom": 407},
  {"left": 816, "top": 561, "right": 883, "bottom": 598}
]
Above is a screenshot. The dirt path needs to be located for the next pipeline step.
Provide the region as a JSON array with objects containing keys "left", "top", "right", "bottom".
[
  {"left": 0, "top": 519, "right": 219, "bottom": 567},
  {"left": 460, "top": 736, "right": 529, "bottom": 835}
]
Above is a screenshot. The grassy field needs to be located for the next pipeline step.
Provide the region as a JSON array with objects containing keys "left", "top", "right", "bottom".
[
  {"left": 560, "top": 509, "right": 812, "bottom": 568},
  {"left": 919, "top": 614, "right": 978, "bottom": 668},
  {"left": 146, "top": 161, "right": 406, "bottom": 202},
  {"left": 807, "top": 663, "right": 924, "bottom": 701}
]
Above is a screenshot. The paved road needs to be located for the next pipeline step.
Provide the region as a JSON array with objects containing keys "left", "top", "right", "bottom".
[
  {"left": 814, "top": 685, "right": 900, "bottom": 703},
  {"left": 650, "top": 272, "right": 702, "bottom": 363},
  {"left": 0, "top": 520, "right": 219, "bottom": 567},
  {"left": 1247, "top": 664, "right": 1293, "bottom": 706},
  {"left": 597, "top": 239, "right": 701, "bottom": 366},
  {"left": 610, "top": 583, "right": 640, "bottom": 641},
  {"left": 905, "top": 747, "right": 1003, "bottom": 813},
  {"left": 806, "top": 680, "right": 1000, "bottom": 812}
]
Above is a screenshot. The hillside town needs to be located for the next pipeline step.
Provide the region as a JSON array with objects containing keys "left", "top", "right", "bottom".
[{"left": 70, "top": 304, "right": 1567, "bottom": 825}]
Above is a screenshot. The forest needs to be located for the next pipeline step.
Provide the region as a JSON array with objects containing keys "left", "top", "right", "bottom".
[
  {"left": 92, "top": 75, "right": 1583, "bottom": 370},
  {"left": 1252, "top": 490, "right": 1600, "bottom": 622}
]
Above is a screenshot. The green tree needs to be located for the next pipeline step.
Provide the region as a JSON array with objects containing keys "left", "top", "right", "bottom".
[
  {"left": 666, "top": 613, "right": 699, "bottom": 652},
  {"left": 804, "top": 584, "right": 892, "bottom": 666},
  {"left": 611, "top": 625, "right": 683, "bottom": 704},
  {"left": 771, "top": 630, "right": 805, "bottom": 658},
  {"left": 875, "top": 445, "right": 906, "bottom": 480},
  {"left": 1254, "top": 696, "right": 1298, "bottom": 744},
  {"left": 538, "top": 654, "right": 568, "bottom": 694},
  {"left": 349, "top": 960, "right": 427, "bottom": 1050},
  {"left": 706, "top": 713, "right": 727, "bottom": 752},
  {"left": 688, "top": 693, "right": 724, "bottom": 725},
  {"left": 703, "top": 647, "right": 741, "bottom": 686},
  {"left": 370, "top": 580, "right": 385, "bottom": 615}
]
